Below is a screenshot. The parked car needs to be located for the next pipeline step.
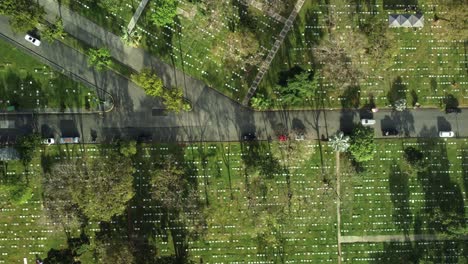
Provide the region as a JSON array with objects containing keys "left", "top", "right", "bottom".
[
  {"left": 439, "top": 131, "right": 455, "bottom": 138},
  {"left": 60, "top": 137, "right": 80, "bottom": 144},
  {"left": 24, "top": 34, "right": 41, "bottom": 46},
  {"left": 42, "top": 138, "right": 55, "bottom": 145},
  {"left": 382, "top": 129, "right": 398, "bottom": 136},
  {"left": 278, "top": 135, "right": 288, "bottom": 141},
  {"left": 242, "top": 133, "right": 256, "bottom": 141},
  {"left": 295, "top": 133, "right": 305, "bottom": 141},
  {"left": 361, "top": 119, "right": 376, "bottom": 126}
]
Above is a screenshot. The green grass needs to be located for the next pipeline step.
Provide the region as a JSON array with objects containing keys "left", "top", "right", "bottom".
[
  {"left": 340, "top": 138, "right": 468, "bottom": 238},
  {"left": 258, "top": 0, "right": 468, "bottom": 109},
  {"left": 0, "top": 39, "right": 99, "bottom": 111},
  {"left": 342, "top": 241, "right": 467, "bottom": 263},
  {"left": 1, "top": 138, "right": 467, "bottom": 263}
]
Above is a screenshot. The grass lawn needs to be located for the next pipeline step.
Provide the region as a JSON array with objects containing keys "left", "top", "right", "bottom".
[
  {"left": 342, "top": 241, "right": 467, "bottom": 263},
  {"left": 0, "top": 39, "right": 99, "bottom": 111},
  {"left": 1, "top": 138, "right": 467, "bottom": 262},
  {"left": 257, "top": 0, "right": 468, "bottom": 109},
  {"left": 340, "top": 138, "right": 468, "bottom": 238}
]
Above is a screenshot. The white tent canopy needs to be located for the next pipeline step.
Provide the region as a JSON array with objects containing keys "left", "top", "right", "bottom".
[{"left": 389, "top": 14, "right": 424, "bottom": 28}]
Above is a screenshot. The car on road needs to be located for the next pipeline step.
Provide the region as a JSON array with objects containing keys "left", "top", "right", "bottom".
[
  {"left": 382, "top": 128, "right": 398, "bottom": 136},
  {"left": 24, "top": 34, "right": 41, "bottom": 46},
  {"left": 42, "top": 138, "right": 55, "bottom": 145},
  {"left": 278, "top": 135, "right": 288, "bottom": 141},
  {"left": 242, "top": 133, "right": 256, "bottom": 141},
  {"left": 361, "top": 119, "right": 376, "bottom": 126},
  {"left": 60, "top": 137, "right": 80, "bottom": 144},
  {"left": 439, "top": 131, "right": 455, "bottom": 138}
]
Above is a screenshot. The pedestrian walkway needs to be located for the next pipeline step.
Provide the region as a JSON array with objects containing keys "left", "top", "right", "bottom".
[
  {"left": 127, "top": 0, "right": 150, "bottom": 33},
  {"left": 242, "top": 0, "right": 306, "bottom": 106},
  {"left": 240, "top": 0, "right": 287, "bottom": 23}
]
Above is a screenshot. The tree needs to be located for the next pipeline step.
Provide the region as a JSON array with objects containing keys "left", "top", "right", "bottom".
[
  {"left": 161, "top": 87, "right": 191, "bottom": 113},
  {"left": 16, "top": 133, "right": 41, "bottom": 165},
  {"left": 348, "top": 125, "right": 376, "bottom": 162},
  {"left": 95, "top": 237, "right": 136, "bottom": 264},
  {"left": 87, "top": 48, "right": 112, "bottom": 71},
  {"left": 119, "top": 140, "right": 137, "bottom": 157},
  {"left": 97, "top": 0, "right": 125, "bottom": 14},
  {"left": 131, "top": 69, "right": 190, "bottom": 112},
  {"left": 403, "top": 146, "right": 424, "bottom": 169},
  {"left": 0, "top": 0, "right": 45, "bottom": 32},
  {"left": 121, "top": 28, "right": 142, "bottom": 47},
  {"left": 149, "top": 0, "right": 178, "bottom": 27},
  {"left": 131, "top": 69, "right": 164, "bottom": 97},
  {"left": 150, "top": 155, "right": 189, "bottom": 211},
  {"left": 44, "top": 156, "right": 135, "bottom": 223},
  {"left": 72, "top": 157, "right": 135, "bottom": 222},
  {"left": 329, "top": 131, "right": 350, "bottom": 152},
  {"left": 42, "top": 18, "right": 66, "bottom": 42},
  {"left": 43, "top": 164, "right": 83, "bottom": 230},
  {"left": 394, "top": 98, "right": 407, "bottom": 112},
  {"left": 275, "top": 71, "right": 319, "bottom": 106},
  {"left": 251, "top": 94, "right": 273, "bottom": 110}
]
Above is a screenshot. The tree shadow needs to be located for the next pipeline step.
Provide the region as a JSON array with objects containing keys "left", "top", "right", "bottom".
[
  {"left": 390, "top": 109, "right": 414, "bottom": 137},
  {"left": 341, "top": 85, "right": 360, "bottom": 109},
  {"left": 387, "top": 76, "right": 406, "bottom": 106},
  {"left": 416, "top": 129, "right": 466, "bottom": 238},
  {"left": 304, "top": 8, "right": 325, "bottom": 45},
  {"left": 388, "top": 162, "right": 412, "bottom": 235}
]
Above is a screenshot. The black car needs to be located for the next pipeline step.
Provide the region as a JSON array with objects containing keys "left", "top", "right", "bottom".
[
  {"left": 242, "top": 133, "right": 256, "bottom": 141},
  {"left": 382, "top": 129, "right": 398, "bottom": 136}
]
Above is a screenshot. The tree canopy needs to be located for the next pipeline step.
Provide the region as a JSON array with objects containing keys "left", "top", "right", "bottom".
[
  {"left": 149, "top": 0, "right": 178, "bottom": 27},
  {"left": 275, "top": 71, "right": 319, "bottom": 106},
  {"left": 16, "top": 133, "right": 41, "bottom": 165},
  {"left": 44, "top": 156, "right": 135, "bottom": 223},
  {"left": 0, "top": 0, "right": 45, "bottom": 32},
  {"left": 348, "top": 125, "right": 376, "bottom": 162},
  {"left": 132, "top": 69, "right": 190, "bottom": 112},
  {"left": 87, "top": 48, "right": 112, "bottom": 71},
  {"left": 41, "top": 18, "right": 66, "bottom": 42}
]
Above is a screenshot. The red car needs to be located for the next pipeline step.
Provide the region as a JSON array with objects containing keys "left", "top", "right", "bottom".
[{"left": 278, "top": 135, "right": 288, "bottom": 141}]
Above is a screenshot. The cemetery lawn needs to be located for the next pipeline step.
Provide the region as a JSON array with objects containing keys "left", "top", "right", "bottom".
[
  {"left": 1, "top": 138, "right": 467, "bottom": 262},
  {"left": 0, "top": 39, "right": 99, "bottom": 111},
  {"left": 258, "top": 0, "right": 468, "bottom": 109}
]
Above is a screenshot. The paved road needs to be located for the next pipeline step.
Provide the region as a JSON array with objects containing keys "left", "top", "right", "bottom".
[{"left": 0, "top": 14, "right": 466, "bottom": 143}]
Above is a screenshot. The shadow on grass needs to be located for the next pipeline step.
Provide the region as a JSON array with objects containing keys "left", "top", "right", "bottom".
[{"left": 388, "top": 162, "right": 412, "bottom": 235}]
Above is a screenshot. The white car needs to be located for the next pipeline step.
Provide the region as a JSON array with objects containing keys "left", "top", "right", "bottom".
[
  {"left": 25, "top": 34, "right": 41, "bottom": 46},
  {"left": 439, "top": 131, "right": 455, "bottom": 138},
  {"left": 361, "top": 119, "right": 376, "bottom": 126},
  {"left": 42, "top": 138, "right": 55, "bottom": 145}
]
